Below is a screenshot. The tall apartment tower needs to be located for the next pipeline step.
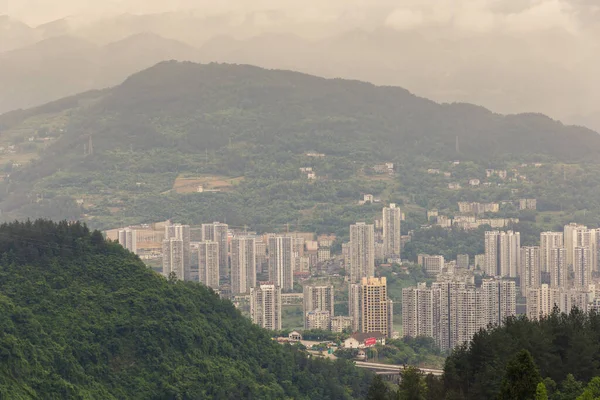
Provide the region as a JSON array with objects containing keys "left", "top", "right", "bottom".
[
  {"left": 303, "top": 285, "right": 335, "bottom": 329},
  {"left": 268, "top": 236, "right": 294, "bottom": 291},
  {"left": 202, "top": 222, "right": 229, "bottom": 278},
  {"left": 481, "top": 278, "right": 516, "bottom": 327},
  {"left": 303, "top": 285, "right": 335, "bottom": 316},
  {"left": 573, "top": 246, "right": 592, "bottom": 289},
  {"left": 198, "top": 241, "right": 220, "bottom": 290},
  {"left": 118, "top": 228, "right": 137, "bottom": 254},
  {"left": 250, "top": 284, "right": 282, "bottom": 331},
  {"left": 527, "top": 284, "right": 557, "bottom": 320},
  {"left": 403, "top": 278, "right": 516, "bottom": 351},
  {"left": 550, "top": 247, "right": 567, "bottom": 288},
  {"left": 402, "top": 283, "right": 435, "bottom": 339},
  {"left": 484, "top": 230, "right": 520, "bottom": 277},
  {"left": 383, "top": 203, "right": 402, "bottom": 258},
  {"left": 165, "top": 224, "right": 191, "bottom": 278},
  {"left": 360, "top": 277, "right": 392, "bottom": 337},
  {"left": 162, "top": 238, "right": 184, "bottom": 280},
  {"left": 564, "top": 224, "right": 597, "bottom": 272},
  {"left": 349, "top": 223, "right": 375, "bottom": 283},
  {"left": 520, "top": 246, "right": 541, "bottom": 297},
  {"left": 540, "top": 232, "right": 563, "bottom": 273},
  {"left": 230, "top": 236, "right": 256, "bottom": 295},
  {"left": 349, "top": 283, "right": 361, "bottom": 332}
]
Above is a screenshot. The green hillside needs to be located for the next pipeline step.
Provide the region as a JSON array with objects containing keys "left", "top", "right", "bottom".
[
  {"left": 1, "top": 61, "right": 600, "bottom": 232},
  {"left": 0, "top": 219, "right": 371, "bottom": 399}
]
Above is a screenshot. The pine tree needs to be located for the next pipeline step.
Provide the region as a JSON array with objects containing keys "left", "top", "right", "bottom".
[
  {"left": 535, "top": 382, "right": 548, "bottom": 400},
  {"left": 499, "top": 349, "right": 542, "bottom": 400},
  {"left": 397, "top": 366, "right": 427, "bottom": 400},
  {"left": 366, "top": 375, "right": 392, "bottom": 400}
]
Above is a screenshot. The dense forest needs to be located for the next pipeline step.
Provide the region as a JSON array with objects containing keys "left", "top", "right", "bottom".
[
  {"left": 443, "top": 309, "right": 600, "bottom": 399},
  {"left": 0, "top": 219, "right": 372, "bottom": 399},
  {"left": 2, "top": 62, "right": 600, "bottom": 231},
  {"left": 366, "top": 309, "right": 600, "bottom": 400}
]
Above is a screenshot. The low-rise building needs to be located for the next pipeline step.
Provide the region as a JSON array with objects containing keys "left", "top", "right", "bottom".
[{"left": 343, "top": 332, "right": 386, "bottom": 349}]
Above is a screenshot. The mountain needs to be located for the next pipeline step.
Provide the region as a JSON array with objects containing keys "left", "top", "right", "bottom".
[
  {"left": 1, "top": 61, "right": 599, "bottom": 229},
  {"left": 0, "top": 15, "right": 38, "bottom": 52},
  {"left": 0, "top": 219, "right": 371, "bottom": 398},
  {"left": 0, "top": 34, "right": 199, "bottom": 114}
]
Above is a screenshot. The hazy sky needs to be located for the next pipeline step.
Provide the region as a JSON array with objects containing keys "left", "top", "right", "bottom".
[
  {"left": 1, "top": 0, "right": 599, "bottom": 127},
  {"left": 2, "top": 0, "right": 598, "bottom": 33}
]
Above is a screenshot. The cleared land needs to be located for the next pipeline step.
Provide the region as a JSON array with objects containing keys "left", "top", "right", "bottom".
[{"left": 171, "top": 174, "right": 244, "bottom": 194}]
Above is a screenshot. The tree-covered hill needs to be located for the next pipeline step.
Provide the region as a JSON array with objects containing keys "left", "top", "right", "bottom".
[
  {"left": 0, "top": 220, "right": 371, "bottom": 399},
  {"left": 443, "top": 309, "right": 600, "bottom": 399},
  {"left": 1, "top": 61, "right": 600, "bottom": 230}
]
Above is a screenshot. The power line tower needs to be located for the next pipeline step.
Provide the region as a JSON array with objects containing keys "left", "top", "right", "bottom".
[{"left": 87, "top": 135, "right": 94, "bottom": 156}]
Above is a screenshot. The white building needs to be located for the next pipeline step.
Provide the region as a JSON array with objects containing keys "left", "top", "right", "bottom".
[
  {"left": 230, "top": 236, "right": 256, "bottom": 295},
  {"left": 403, "top": 277, "right": 516, "bottom": 351},
  {"left": 305, "top": 310, "right": 331, "bottom": 330},
  {"left": 118, "top": 228, "right": 137, "bottom": 254},
  {"left": 201, "top": 222, "right": 229, "bottom": 278},
  {"left": 383, "top": 204, "right": 402, "bottom": 259},
  {"left": 520, "top": 246, "right": 541, "bottom": 297},
  {"left": 198, "top": 241, "right": 220, "bottom": 290},
  {"left": 268, "top": 236, "right": 294, "bottom": 291},
  {"left": 165, "top": 223, "right": 191, "bottom": 278},
  {"left": 540, "top": 232, "right": 563, "bottom": 273},
  {"left": 422, "top": 255, "right": 445, "bottom": 276},
  {"left": 162, "top": 238, "right": 184, "bottom": 280},
  {"left": 485, "top": 230, "right": 520, "bottom": 277},
  {"left": 250, "top": 284, "right": 282, "bottom": 330},
  {"left": 349, "top": 223, "right": 375, "bottom": 283}
]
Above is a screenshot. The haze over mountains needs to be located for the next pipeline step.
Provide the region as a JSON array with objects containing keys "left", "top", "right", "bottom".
[
  {"left": 1, "top": 0, "right": 599, "bottom": 132},
  {"left": 2, "top": 61, "right": 600, "bottom": 226}
]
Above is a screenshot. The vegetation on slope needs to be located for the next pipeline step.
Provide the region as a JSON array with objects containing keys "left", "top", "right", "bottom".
[
  {"left": 0, "top": 219, "right": 371, "bottom": 399},
  {"left": 444, "top": 309, "right": 600, "bottom": 399},
  {"left": 2, "top": 62, "right": 600, "bottom": 231}
]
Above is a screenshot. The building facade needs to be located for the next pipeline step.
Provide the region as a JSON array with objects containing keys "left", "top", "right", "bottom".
[
  {"left": 268, "top": 236, "right": 294, "bottom": 291},
  {"left": 484, "top": 230, "right": 520, "bottom": 277},
  {"left": 349, "top": 223, "right": 375, "bottom": 283},
  {"left": 250, "top": 284, "right": 282, "bottom": 330},
  {"left": 201, "top": 222, "right": 229, "bottom": 278},
  {"left": 162, "top": 238, "right": 184, "bottom": 280},
  {"left": 402, "top": 277, "right": 516, "bottom": 351},
  {"left": 383, "top": 203, "right": 402, "bottom": 259},
  {"left": 118, "top": 228, "right": 137, "bottom": 254},
  {"left": 540, "top": 232, "right": 563, "bottom": 273},
  {"left": 520, "top": 246, "right": 541, "bottom": 297},
  {"left": 230, "top": 236, "right": 256, "bottom": 295},
  {"left": 361, "top": 277, "right": 393, "bottom": 338},
  {"left": 198, "top": 241, "right": 220, "bottom": 290}
]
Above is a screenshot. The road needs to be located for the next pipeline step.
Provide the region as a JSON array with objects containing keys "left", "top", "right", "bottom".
[{"left": 354, "top": 361, "right": 443, "bottom": 376}]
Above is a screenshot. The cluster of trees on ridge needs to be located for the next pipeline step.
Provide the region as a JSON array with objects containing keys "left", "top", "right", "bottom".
[{"left": 0, "top": 219, "right": 372, "bottom": 399}]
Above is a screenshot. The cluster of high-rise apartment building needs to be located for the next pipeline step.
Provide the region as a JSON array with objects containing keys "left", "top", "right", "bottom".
[
  {"left": 402, "top": 222, "right": 600, "bottom": 350},
  {"left": 114, "top": 204, "right": 403, "bottom": 339},
  {"left": 402, "top": 277, "right": 516, "bottom": 351}
]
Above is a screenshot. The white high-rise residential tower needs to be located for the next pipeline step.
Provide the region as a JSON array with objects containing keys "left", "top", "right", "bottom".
[
  {"left": 202, "top": 222, "right": 229, "bottom": 278},
  {"left": 250, "top": 284, "right": 282, "bottom": 330},
  {"left": 268, "top": 236, "right": 294, "bottom": 291},
  {"left": 520, "top": 246, "right": 540, "bottom": 296},
  {"left": 484, "top": 230, "right": 520, "bottom": 277},
  {"left": 383, "top": 203, "right": 402, "bottom": 259},
  {"left": 349, "top": 223, "right": 375, "bottom": 283},
  {"left": 198, "top": 241, "right": 220, "bottom": 290},
  {"left": 230, "top": 236, "right": 256, "bottom": 295},
  {"left": 118, "top": 228, "right": 137, "bottom": 254},
  {"left": 165, "top": 223, "right": 191, "bottom": 278},
  {"left": 540, "top": 232, "right": 563, "bottom": 273},
  {"left": 162, "top": 238, "right": 184, "bottom": 280}
]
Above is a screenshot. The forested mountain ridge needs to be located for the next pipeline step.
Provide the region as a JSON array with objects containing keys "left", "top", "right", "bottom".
[
  {"left": 1, "top": 61, "right": 599, "bottom": 230},
  {"left": 0, "top": 219, "right": 371, "bottom": 399}
]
